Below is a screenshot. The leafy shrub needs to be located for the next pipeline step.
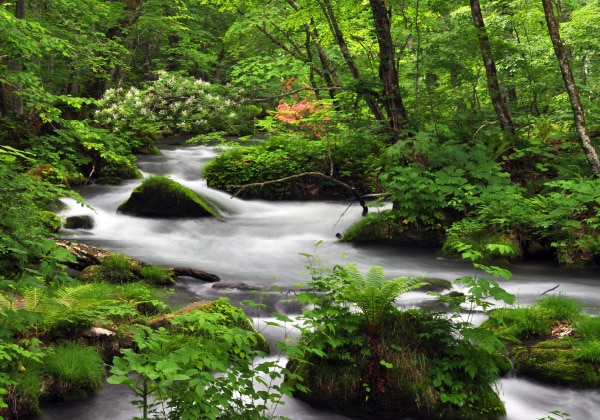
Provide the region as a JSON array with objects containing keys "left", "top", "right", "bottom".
[
  {"left": 203, "top": 136, "right": 377, "bottom": 199},
  {"left": 95, "top": 71, "right": 247, "bottom": 137},
  {"left": 286, "top": 254, "right": 507, "bottom": 418}
]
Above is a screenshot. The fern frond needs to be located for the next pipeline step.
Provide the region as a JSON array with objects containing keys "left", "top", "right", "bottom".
[{"left": 21, "top": 287, "right": 47, "bottom": 313}]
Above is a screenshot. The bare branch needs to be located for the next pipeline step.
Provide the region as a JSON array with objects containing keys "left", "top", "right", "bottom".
[{"left": 231, "top": 171, "right": 369, "bottom": 215}]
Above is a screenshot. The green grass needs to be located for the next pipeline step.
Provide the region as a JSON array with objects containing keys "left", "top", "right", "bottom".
[
  {"left": 140, "top": 265, "right": 175, "bottom": 286},
  {"left": 484, "top": 306, "right": 553, "bottom": 342},
  {"left": 43, "top": 342, "right": 106, "bottom": 401},
  {"left": 535, "top": 295, "right": 583, "bottom": 322},
  {"left": 575, "top": 315, "right": 600, "bottom": 341}
]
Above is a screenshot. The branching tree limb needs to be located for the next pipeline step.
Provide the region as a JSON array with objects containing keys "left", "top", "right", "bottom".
[{"left": 231, "top": 171, "right": 369, "bottom": 215}]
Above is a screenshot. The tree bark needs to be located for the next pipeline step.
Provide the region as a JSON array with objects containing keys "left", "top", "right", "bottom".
[
  {"left": 369, "top": 0, "right": 408, "bottom": 140},
  {"left": 541, "top": 0, "right": 600, "bottom": 175},
  {"left": 470, "top": 0, "right": 516, "bottom": 141},
  {"left": 8, "top": 0, "right": 25, "bottom": 117}
]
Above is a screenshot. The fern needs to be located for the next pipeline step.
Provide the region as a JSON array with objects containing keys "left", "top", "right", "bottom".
[{"left": 342, "top": 265, "right": 426, "bottom": 336}]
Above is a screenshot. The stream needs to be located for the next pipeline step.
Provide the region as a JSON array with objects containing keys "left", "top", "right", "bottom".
[{"left": 42, "top": 142, "right": 600, "bottom": 419}]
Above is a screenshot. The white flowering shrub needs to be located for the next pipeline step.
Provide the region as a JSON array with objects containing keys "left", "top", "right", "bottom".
[{"left": 94, "top": 71, "right": 242, "bottom": 137}]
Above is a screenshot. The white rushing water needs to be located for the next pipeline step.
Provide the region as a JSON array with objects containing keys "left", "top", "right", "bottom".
[{"left": 51, "top": 143, "right": 600, "bottom": 420}]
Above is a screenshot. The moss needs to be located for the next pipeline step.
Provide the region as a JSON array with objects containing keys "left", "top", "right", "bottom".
[
  {"left": 513, "top": 345, "right": 599, "bottom": 388},
  {"left": 484, "top": 296, "right": 600, "bottom": 388},
  {"left": 118, "top": 175, "right": 218, "bottom": 218}
]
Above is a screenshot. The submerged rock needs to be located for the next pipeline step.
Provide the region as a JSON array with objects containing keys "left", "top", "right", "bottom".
[
  {"left": 64, "top": 215, "right": 95, "bottom": 229},
  {"left": 118, "top": 175, "right": 218, "bottom": 218}
]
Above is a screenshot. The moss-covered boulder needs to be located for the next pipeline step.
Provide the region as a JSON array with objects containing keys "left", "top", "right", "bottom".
[
  {"left": 202, "top": 136, "right": 379, "bottom": 200},
  {"left": 342, "top": 210, "right": 445, "bottom": 246},
  {"left": 481, "top": 295, "right": 600, "bottom": 388},
  {"left": 118, "top": 175, "right": 218, "bottom": 218},
  {"left": 513, "top": 343, "right": 599, "bottom": 387},
  {"left": 147, "top": 298, "right": 270, "bottom": 354},
  {"left": 287, "top": 310, "right": 505, "bottom": 419}
]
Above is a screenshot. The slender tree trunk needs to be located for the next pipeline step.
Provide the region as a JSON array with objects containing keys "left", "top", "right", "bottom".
[
  {"left": 369, "top": 0, "right": 408, "bottom": 140},
  {"left": 317, "top": 0, "right": 386, "bottom": 122},
  {"left": 8, "top": 0, "right": 26, "bottom": 117},
  {"left": 541, "top": 0, "right": 600, "bottom": 175},
  {"left": 470, "top": 0, "right": 516, "bottom": 141}
]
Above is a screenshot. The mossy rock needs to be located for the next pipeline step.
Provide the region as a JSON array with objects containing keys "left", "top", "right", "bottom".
[
  {"left": 118, "top": 175, "right": 218, "bottom": 218},
  {"left": 64, "top": 215, "right": 95, "bottom": 230},
  {"left": 147, "top": 298, "right": 269, "bottom": 354},
  {"left": 342, "top": 211, "right": 445, "bottom": 246},
  {"left": 513, "top": 344, "right": 599, "bottom": 388}
]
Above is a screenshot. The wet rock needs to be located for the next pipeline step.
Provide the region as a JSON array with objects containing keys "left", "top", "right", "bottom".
[{"left": 64, "top": 215, "right": 95, "bottom": 229}]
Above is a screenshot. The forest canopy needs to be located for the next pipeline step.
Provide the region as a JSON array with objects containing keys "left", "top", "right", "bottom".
[{"left": 2, "top": 0, "right": 600, "bottom": 269}]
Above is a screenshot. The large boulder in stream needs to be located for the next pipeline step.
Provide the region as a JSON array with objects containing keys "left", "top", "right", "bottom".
[{"left": 118, "top": 175, "right": 218, "bottom": 218}]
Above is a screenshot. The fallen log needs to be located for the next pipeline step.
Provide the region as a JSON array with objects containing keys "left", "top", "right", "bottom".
[
  {"left": 167, "top": 267, "right": 220, "bottom": 283},
  {"left": 54, "top": 239, "right": 220, "bottom": 283}
]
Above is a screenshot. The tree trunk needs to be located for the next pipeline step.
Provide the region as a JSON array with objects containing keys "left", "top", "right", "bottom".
[
  {"left": 318, "top": 0, "right": 386, "bottom": 122},
  {"left": 470, "top": 0, "right": 516, "bottom": 142},
  {"left": 369, "top": 0, "right": 408, "bottom": 140},
  {"left": 541, "top": 0, "right": 600, "bottom": 175},
  {"left": 8, "top": 0, "right": 25, "bottom": 117}
]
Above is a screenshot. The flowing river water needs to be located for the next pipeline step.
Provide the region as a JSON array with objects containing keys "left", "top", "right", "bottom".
[{"left": 41, "top": 142, "right": 600, "bottom": 419}]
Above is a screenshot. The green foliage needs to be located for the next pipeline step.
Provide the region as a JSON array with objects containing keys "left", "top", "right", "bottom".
[
  {"left": 286, "top": 249, "right": 506, "bottom": 417},
  {"left": 108, "top": 306, "right": 291, "bottom": 420},
  {"left": 0, "top": 164, "right": 76, "bottom": 284},
  {"left": 379, "top": 140, "right": 513, "bottom": 227},
  {"left": 342, "top": 265, "right": 426, "bottom": 336},
  {"left": 0, "top": 332, "right": 44, "bottom": 415},
  {"left": 96, "top": 254, "right": 138, "bottom": 284},
  {"left": 575, "top": 316, "right": 600, "bottom": 341},
  {"left": 443, "top": 176, "right": 600, "bottom": 266},
  {"left": 43, "top": 342, "right": 105, "bottom": 401}
]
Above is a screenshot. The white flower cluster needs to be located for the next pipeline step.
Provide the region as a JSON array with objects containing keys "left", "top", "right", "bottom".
[{"left": 95, "top": 71, "right": 239, "bottom": 135}]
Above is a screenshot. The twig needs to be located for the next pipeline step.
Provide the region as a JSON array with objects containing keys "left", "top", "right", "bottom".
[{"left": 540, "top": 285, "right": 559, "bottom": 296}]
